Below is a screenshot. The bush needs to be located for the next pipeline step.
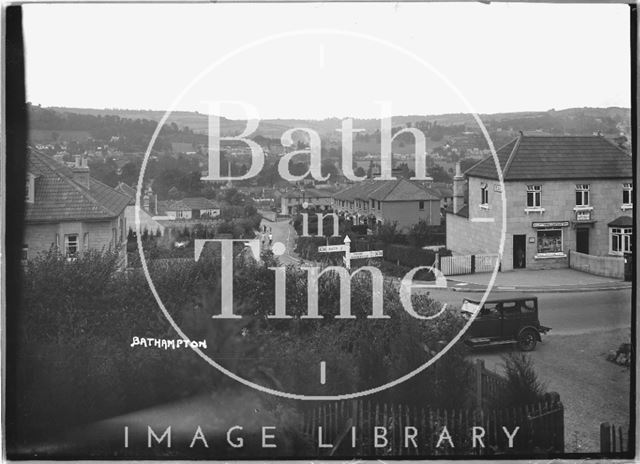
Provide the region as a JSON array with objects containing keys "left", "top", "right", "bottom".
[
  {"left": 14, "top": 247, "right": 477, "bottom": 446},
  {"left": 499, "top": 352, "right": 547, "bottom": 407}
]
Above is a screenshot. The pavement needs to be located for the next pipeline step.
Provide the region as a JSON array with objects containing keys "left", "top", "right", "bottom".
[
  {"left": 447, "top": 268, "right": 631, "bottom": 293},
  {"left": 263, "top": 216, "right": 631, "bottom": 294}
]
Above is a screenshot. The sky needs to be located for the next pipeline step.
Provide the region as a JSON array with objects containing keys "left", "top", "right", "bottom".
[{"left": 23, "top": 3, "right": 631, "bottom": 120}]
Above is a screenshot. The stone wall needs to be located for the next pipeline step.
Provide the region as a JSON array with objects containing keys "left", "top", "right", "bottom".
[{"left": 569, "top": 250, "right": 625, "bottom": 279}]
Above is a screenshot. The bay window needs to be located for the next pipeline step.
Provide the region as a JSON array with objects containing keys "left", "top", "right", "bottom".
[{"left": 610, "top": 227, "right": 632, "bottom": 255}]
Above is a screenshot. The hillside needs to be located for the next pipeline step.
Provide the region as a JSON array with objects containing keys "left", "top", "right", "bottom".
[{"left": 47, "top": 105, "right": 630, "bottom": 140}]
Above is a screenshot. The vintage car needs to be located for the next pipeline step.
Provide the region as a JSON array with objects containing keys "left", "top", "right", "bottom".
[{"left": 461, "top": 292, "right": 551, "bottom": 351}]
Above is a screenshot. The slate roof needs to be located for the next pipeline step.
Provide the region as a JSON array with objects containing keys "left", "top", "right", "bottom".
[
  {"left": 608, "top": 216, "right": 633, "bottom": 227},
  {"left": 282, "top": 188, "right": 333, "bottom": 199},
  {"left": 465, "top": 135, "right": 632, "bottom": 181},
  {"left": 445, "top": 204, "right": 468, "bottom": 218},
  {"left": 157, "top": 197, "right": 219, "bottom": 213},
  {"left": 181, "top": 197, "right": 220, "bottom": 210},
  {"left": 334, "top": 179, "right": 440, "bottom": 202},
  {"left": 115, "top": 182, "right": 136, "bottom": 205},
  {"left": 26, "top": 148, "right": 131, "bottom": 223}
]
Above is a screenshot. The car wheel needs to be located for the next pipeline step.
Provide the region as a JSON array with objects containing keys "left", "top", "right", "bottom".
[{"left": 518, "top": 330, "right": 537, "bottom": 352}]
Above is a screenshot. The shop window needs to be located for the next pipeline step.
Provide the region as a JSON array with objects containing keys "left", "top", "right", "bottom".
[{"left": 536, "top": 229, "right": 562, "bottom": 255}]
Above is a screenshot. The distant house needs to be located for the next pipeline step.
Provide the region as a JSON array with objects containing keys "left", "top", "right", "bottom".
[
  {"left": 333, "top": 179, "right": 441, "bottom": 230},
  {"left": 114, "top": 183, "right": 165, "bottom": 236},
  {"left": 24, "top": 148, "right": 130, "bottom": 267},
  {"left": 171, "top": 142, "right": 196, "bottom": 155},
  {"left": 156, "top": 197, "right": 220, "bottom": 220},
  {"left": 280, "top": 187, "right": 334, "bottom": 216}
]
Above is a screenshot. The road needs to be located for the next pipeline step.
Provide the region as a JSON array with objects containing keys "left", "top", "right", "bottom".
[
  {"left": 262, "top": 217, "right": 632, "bottom": 335},
  {"left": 260, "top": 217, "right": 299, "bottom": 265}
]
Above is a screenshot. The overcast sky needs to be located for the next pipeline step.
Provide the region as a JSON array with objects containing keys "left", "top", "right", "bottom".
[{"left": 23, "top": 3, "right": 631, "bottom": 120}]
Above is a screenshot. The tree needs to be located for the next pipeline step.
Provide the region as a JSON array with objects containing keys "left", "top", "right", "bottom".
[{"left": 354, "top": 166, "right": 366, "bottom": 178}]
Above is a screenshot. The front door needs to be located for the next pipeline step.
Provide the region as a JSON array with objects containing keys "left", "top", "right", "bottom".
[
  {"left": 513, "top": 234, "right": 526, "bottom": 269},
  {"left": 576, "top": 228, "right": 589, "bottom": 254}
]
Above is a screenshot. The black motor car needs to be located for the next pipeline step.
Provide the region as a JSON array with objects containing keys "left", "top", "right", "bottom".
[{"left": 461, "top": 292, "right": 551, "bottom": 351}]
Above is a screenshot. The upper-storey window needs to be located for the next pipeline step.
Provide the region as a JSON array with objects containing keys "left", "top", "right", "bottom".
[
  {"left": 623, "top": 183, "right": 633, "bottom": 207},
  {"left": 575, "top": 184, "right": 590, "bottom": 206},
  {"left": 480, "top": 183, "right": 489, "bottom": 206},
  {"left": 526, "top": 185, "right": 541, "bottom": 208}
]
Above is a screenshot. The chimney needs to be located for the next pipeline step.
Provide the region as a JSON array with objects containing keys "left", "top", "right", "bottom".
[
  {"left": 452, "top": 161, "right": 466, "bottom": 214},
  {"left": 71, "top": 155, "right": 90, "bottom": 189}
]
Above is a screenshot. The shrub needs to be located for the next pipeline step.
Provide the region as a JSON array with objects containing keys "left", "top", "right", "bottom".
[{"left": 500, "top": 352, "right": 547, "bottom": 407}]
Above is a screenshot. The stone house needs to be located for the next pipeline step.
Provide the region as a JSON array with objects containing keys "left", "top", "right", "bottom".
[
  {"left": 114, "top": 183, "right": 165, "bottom": 236},
  {"left": 333, "top": 178, "right": 441, "bottom": 231},
  {"left": 156, "top": 197, "right": 220, "bottom": 220},
  {"left": 446, "top": 134, "right": 633, "bottom": 271},
  {"left": 24, "top": 148, "right": 130, "bottom": 267},
  {"left": 280, "top": 187, "right": 334, "bottom": 216}
]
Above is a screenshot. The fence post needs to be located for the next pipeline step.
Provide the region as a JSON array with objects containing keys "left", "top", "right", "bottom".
[
  {"left": 475, "top": 359, "right": 484, "bottom": 409},
  {"left": 601, "top": 422, "right": 611, "bottom": 453},
  {"left": 435, "top": 252, "right": 440, "bottom": 270}
]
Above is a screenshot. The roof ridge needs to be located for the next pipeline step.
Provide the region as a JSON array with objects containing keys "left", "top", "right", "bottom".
[
  {"left": 462, "top": 137, "right": 517, "bottom": 177},
  {"left": 501, "top": 134, "right": 522, "bottom": 179},
  {"left": 29, "top": 147, "right": 115, "bottom": 217}
]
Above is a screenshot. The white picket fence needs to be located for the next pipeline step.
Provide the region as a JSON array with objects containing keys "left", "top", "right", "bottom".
[{"left": 439, "top": 253, "right": 499, "bottom": 276}]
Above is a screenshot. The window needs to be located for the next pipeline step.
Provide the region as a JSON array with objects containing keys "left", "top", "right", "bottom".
[
  {"left": 522, "top": 299, "right": 536, "bottom": 313},
  {"left": 371, "top": 199, "right": 375, "bottom": 208},
  {"left": 575, "top": 184, "right": 590, "bottom": 206},
  {"left": 377, "top": 201, "right": 381, "bottom": 210},
  {"left": 480, "top": 183, "right": 489, "bottom": 206},
  {"left": 480, "top": 303, "right": 500, "bottom": 316},
  {"left": 21, "top": 245, "right": 28, "bottom": 262},
  {"left": 536, "top": 229, "right": 562, "bottom": 255},
  {"left": 526, "top": 185, "right": 541, "bottom": 208},
  {"left": 419, "top": 201, "right": 425, "bottom": 211},
  {"left": 25, "top": 176, "right": 34, "bottom": 203},
  {"left": 501, "top": 301, "right": 520, "bottom": 314},
  {"left": 610, "top": 227, "right": 632, "bottom": 254},
  {"left": 64, "top": 234, "right": 79, "bottom": 257},
  {"left": 623, "top": 183, "right": 633, "bottom": 206}
]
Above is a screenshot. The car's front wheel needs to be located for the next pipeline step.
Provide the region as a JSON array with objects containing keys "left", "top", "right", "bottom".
[{"left": 518, "top": 330, "right": 537, "bottom": 351}]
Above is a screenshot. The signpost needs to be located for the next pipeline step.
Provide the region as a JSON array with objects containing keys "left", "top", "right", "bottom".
[{"left": 317, "top": 236, "right": 383, "bottom": 270}]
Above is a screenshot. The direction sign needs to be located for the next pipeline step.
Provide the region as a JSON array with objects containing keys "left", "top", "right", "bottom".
[
  {"left": 318, "top": 245, "right": 349, "bottom": 253},
  {"left": 350, "top": 250, "right": 384, "bottom": 259}
]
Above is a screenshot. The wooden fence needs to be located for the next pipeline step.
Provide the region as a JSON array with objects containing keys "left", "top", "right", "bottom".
[
  {"left": 440, "top": 255, "right": 472, "bottom": 275},
  {"left": 474, "top": 359, "right": 508, "bottom": 409},
  {"left": 600, "top": 422, "right": 632, "bottom": 455},
  {"left": 302, "top": 394, "right": 564, "bottom": 457},
  {"left": 439, "top": 254, "right": 499, "bottom": 276}
]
